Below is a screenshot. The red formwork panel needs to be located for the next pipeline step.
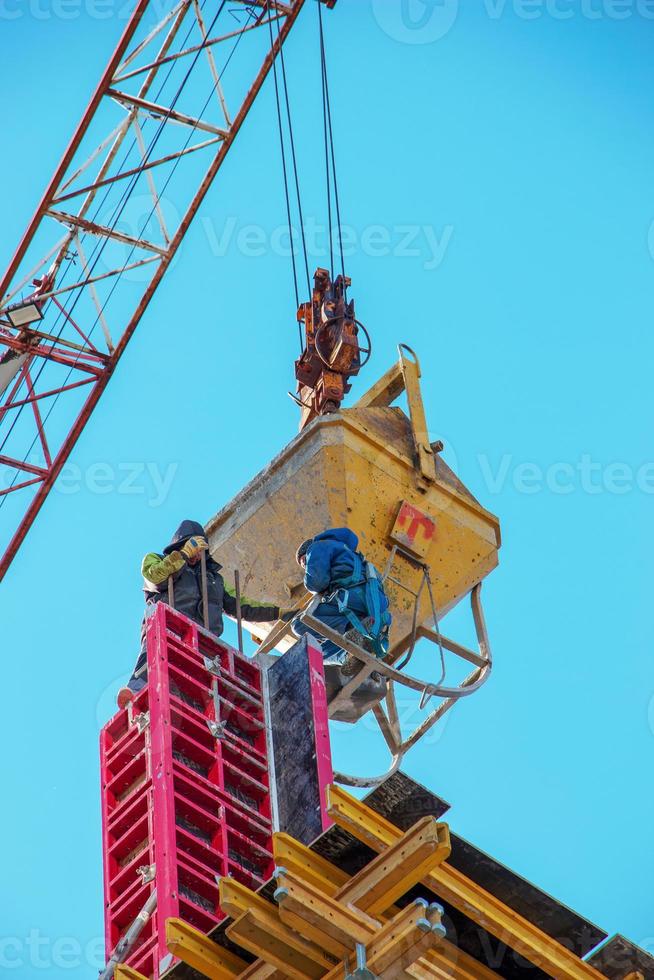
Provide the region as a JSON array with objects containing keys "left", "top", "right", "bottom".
[{"left": 100, "top": 603, "right": 274, "bottom": 979}]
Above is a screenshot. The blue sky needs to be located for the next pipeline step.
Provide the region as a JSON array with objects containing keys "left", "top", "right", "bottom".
[{"left": 1, "top": 1, "right": 653, "bottom": 976}]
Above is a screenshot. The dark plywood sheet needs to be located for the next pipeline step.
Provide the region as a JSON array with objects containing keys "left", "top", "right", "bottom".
[
  {"left": 267, "top": 636, "right": 325, "bottom": 845},
  {"left": 365, "top": 769, "right": 451, "bottom": 825},
  {"left": 447, "top": 834, "right": 606, "bottom": 958},
  {"left": 588, "top": 934, "right": 654, "bottom": 980}
]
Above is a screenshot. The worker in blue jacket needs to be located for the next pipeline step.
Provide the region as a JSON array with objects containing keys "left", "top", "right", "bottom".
[{"left": 292, "top": 527, "right": 391, "bottom": 663}]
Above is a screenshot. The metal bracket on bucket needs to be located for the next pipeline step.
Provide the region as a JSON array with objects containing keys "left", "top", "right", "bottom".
[{"left": 355, "top": 344, "right": 435, "bottom": 488}]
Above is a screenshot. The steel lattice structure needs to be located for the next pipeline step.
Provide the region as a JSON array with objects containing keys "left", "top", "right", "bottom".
[{"left": 0, "top": 0, "right": 325, "bottom": 582}]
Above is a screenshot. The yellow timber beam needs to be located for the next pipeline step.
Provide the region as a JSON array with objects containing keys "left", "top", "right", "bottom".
[
  {"left": 165, "top": 918, "right": 248, "bottom": 979},
  {"left": 274, "top": 817, "right": 450, "bottom": 918},
  {"left": 334, "top": 815, "right": 450, "bottom": 915},
  {"left": 158, "top": 834, "right": 501, "bottom": 980},
  {"left": 226, "top": 907, "right": 330, "bottom": 980},
  {"left": 411, "top": 947, "right": 501, "bottom": 980},
  {"left": 219, "top": 877, "right": 277, "bottom": 921},
  {"left": 272, "top": 831, "right": 500, "bottom": 980},
  {"left": 319, "top": 901, "right": 443, "bottom": 980},
  {"left": 220, "top": 877, "right": 335, "bottom": 978},
  {"left": 274, "top": 869, "right": 380, "bottom": 948},
  {"left": 219, "top": 860, "right": 451, "bottom": 980},
  {"left": 326, "top": 785, "right": 606, "bottom": 980},
  {"left": 273, "top": 832, "right": 348, "bottom": 895},
  {"left": 115, "top": 969, "right": 149, "bottom": 980},
  {"left": 237, "top": 964, "right": 285, "bottom": 980}
]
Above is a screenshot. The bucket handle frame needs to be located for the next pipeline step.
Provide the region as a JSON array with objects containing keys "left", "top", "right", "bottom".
[
  {"left": 356, "top": 343, "right": 435, "bottom": 487},
  {"left": 301, "top": 581, "right": 492, "bottom": 788}
]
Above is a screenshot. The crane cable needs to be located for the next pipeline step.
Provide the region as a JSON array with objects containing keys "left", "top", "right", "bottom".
[
  {"left": 318, "top": 0, "right": 346, "bottom": 294},
  {"left": 267, "top": 2, "right": 310, "bottom": 353},
  {"left": 265, "top": 1, "right": 348, "bottom": 348}
]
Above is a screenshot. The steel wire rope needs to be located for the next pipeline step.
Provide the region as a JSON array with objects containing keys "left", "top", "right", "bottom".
[
  {"left": 318, "top": 0, "right": 346, "bottom": 293},
  {"left": 276, "top": 7, "right": 311, "bottom": 301},
  {"left": 267, "top": 4, "right": 302, "bottom": 344},
  {"left": 267, "top": 1, "right": 311, "bottom": 351}
]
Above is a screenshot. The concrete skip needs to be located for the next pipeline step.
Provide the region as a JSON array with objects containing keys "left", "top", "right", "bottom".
[{"left": 206, "top": 347, "right": 501, "bottom": 664}]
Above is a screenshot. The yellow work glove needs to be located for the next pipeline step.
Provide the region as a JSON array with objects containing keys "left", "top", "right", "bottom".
[{"left": 180, "top": 536, "right": 209, "bottom": 562}]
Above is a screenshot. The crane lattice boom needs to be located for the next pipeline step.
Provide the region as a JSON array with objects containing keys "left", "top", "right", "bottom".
[{"left": 0, "top": 0, "right": 325, "bottom": 582}]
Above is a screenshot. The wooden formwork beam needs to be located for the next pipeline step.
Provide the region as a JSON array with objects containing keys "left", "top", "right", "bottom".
[
  {"left": 218, "top": 857, "right": 448, "bottom": 980},
  {"left": 409, "top": 945, "right": 502, "bottom": 980},
  {"left": 114, "top": 968, "right": 149, "bottom": 980},
  {"left": 326, "top": 785, "right": 607, "bottom": 980},
  {"left": 162, "top": 819, "right": 503, "bottom": 980},
  {"left": 236, "top": 964, "right": 285, "bottom": 980},
  {"left": 319, "top": 901, "right": 443, "bottom": 980},
  {"left": 220, "top": 878, "right": 334, "bottom": 979},
  {"left": 226, "top": 907, "right": 330, "bottom": 980},
  {"left": 274, "top": 869, "right": 379, "bottom": 948},
  {"left": 219, "top": 877, "right": 277, "bottom": 922},
  {"left": 165, "top": 918, "right": 248, "bottom": 979},
  {"left": 273, "top": 818, "right": 450, "bottom": 917},
  {"left": 273, "top": 833, "right": 348, "bottom": 895},
  {"left": 334, "top": 815, "right": 450, "bottom": 915},
  {"left": 271, "top": 831, "right": 499, "bottom": 980}
]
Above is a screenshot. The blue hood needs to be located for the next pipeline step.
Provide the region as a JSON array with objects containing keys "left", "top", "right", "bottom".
[{"left": 312, "top": 527, "right": 359, "bottom": 551}]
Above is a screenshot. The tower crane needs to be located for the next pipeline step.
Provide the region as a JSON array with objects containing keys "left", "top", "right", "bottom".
[
  {"left": 0, "top": 0, "right": 499, "bottom": 783},
  {"left": 7, "top": 11, "right": 650, "bottom": 980},
  {"left": 0, "top": 0, "right": 339, "bottom": 582}
]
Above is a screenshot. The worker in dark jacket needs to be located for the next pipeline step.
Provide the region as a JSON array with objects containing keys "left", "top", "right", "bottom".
[
  {"left": 118, "top": 520, "right": 280, "bottom": 706},
  {"left": 292, "top": 527, "right": 391, "bottom": 663}
]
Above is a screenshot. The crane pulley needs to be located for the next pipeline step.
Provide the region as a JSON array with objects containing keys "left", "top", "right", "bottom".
[{"left": 294, "top": 268, "right": 371, "bottom": 429}]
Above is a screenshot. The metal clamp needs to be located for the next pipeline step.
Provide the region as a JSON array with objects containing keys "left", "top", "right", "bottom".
[
  {"left": 132, "top": 711, "right": 149, "bottom": 734},
  {"left": 203, "top": 655, "right": 221, "bottom": 676},
  {"left": 208, "top": 676, "right": 225, "bottom": 739},
  {"left": 207, "top": 719, "right": 226, "bottom": 739},
  {"left": 136, "top": 864, "right": 155, "bottom": 885},
  {"left": 345, "top": 943, "right": 378, "bottom": 980}
]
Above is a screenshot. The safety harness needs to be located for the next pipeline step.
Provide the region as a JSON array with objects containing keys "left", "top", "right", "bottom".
[{"left": 327, "top": 549, "right": 391, "bottom": 658}]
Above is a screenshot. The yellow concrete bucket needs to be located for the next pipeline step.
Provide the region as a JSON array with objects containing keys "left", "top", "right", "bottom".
[{"left": 207, "top": 345, "right": 501, "bottom": 664}]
